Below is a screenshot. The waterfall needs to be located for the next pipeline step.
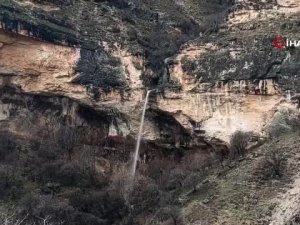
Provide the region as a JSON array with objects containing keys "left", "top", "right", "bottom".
[
  {"left": 108, "top": 122, "right": 118, "bottom": 136},
  {"left": 0, "top": 100, "right": 11, "bottom": 121},
  {"left": 286, "top": 90, "right": 291, "bottom": 102},
  {"left": 131, "top": 90, "right": 153, "bottom": 178}
]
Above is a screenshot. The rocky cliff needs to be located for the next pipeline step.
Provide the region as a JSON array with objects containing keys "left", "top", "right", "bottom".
[
  {"left": 0, "top": 0, "right": 299, "bottom": 145},
  {"left": 1, "top": 0, "right": 300, "bottom": 225}
]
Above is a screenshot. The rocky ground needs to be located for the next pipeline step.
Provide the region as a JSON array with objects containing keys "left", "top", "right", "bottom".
[{"left": 180, "top": 131, "right": 300, "bottom": 225}]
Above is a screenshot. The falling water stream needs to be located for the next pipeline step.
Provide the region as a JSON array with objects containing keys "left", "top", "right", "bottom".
[{"left": 131, "top": 90, "right": 153, "bottom": 178}]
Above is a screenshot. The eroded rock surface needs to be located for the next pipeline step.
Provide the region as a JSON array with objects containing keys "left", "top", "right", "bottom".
[{"left": 0, "top": 0, "right": 299, "bottom": 145}]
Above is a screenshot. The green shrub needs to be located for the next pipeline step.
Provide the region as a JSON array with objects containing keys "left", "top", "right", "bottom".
[
  {"left": 164, "top": 78, "right": 182, "bottom": 92},
  {"left": 181, "top": 56, "right": 197, "bottom": 75},
  {"left": 76, "top": 49, "right": 127, "bottom": 88}
]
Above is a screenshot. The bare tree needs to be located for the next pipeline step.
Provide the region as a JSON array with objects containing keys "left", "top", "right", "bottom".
[
  {"left": 0, "top": 207, "right": 28, "bottom": 225},
  {"left": 253, "top": 146, "right": 286, "bottom": 180},
  {"left": 264, "top": 148, "right": 285, "bottom": 178},
  {"left": 57, "top": 126, "right": 78, "bottom": 161},
  {"left": 80, "top": 144, "right": 96, "bottom": 177},
  {"left": 229, "top": 131, "right": 251, "bottom": 159},
  {"left": 36, "top": 215, "right": 65, "bottom": 225}
]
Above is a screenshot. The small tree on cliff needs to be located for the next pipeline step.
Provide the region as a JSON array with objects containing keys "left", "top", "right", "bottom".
[{"left": 229, "top": 131, "right": 251, "bottom": 159}]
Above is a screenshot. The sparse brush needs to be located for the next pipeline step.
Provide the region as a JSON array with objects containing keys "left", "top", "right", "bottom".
[
  {"left": 229, "top": 131, "right": 252, "bottom": 159},
  {"left": 266, "top": 108, "right": 300, "bottom": 139},
  {"left": 253, "top": 146, "right": 287, "bottom": 181}
]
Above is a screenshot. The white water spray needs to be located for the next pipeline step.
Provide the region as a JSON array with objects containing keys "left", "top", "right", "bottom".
[
  {"left": 286, "top": 90, "right": 291, "bottom": 102},
  {"left": 131, "top": 90, "right": 153, "bottom": 178},
  {"left": 0, "top": 100, "right": 10, "bottom": 121}
]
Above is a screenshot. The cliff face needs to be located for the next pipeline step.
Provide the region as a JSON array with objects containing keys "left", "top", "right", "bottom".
[
  {"left": 0, "top": 30, "right": 81, "bottom": 93},
  {"left": 1, "top": 0, "right": 227, "bottom": 87},
  {"left": 0, "top": 0, "right": 299, "bottom": 145},
  {"left": 157, "top": 0, "right": 300, "bottom": 141}
]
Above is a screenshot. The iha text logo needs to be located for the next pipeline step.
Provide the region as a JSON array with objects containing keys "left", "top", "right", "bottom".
[{"left": 273, "top": 36, "right": 300, "bottom": 49}]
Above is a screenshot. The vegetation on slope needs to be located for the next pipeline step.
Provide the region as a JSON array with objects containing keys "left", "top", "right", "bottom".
[{"left": 0, "top": 0, "right": 233, "bottom": 88}]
